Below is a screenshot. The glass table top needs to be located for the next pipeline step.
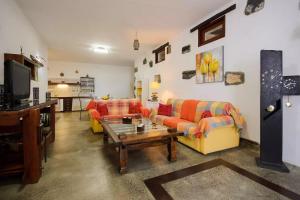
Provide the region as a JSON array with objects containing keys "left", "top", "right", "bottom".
[{"left": 102, "top": 118, "right": 168, "bottom": 136}]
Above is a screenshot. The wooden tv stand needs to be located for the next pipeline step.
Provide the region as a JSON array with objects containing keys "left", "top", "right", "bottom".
[{"left": 0, "top": 100, "right": 57, "bottom": 184}]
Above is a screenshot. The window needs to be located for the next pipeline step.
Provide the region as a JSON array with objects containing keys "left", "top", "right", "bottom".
[{"left": 198, "top": 16, "right": 225, "bottom": 47}]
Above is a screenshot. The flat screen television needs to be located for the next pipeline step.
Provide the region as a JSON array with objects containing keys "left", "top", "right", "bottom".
[{"left": 4, "top": 60, "right": 31, "bottom": 106}]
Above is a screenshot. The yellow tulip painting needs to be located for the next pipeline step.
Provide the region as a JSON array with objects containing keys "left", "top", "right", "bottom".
[{"left": 196, "top": 46, "right": 224, "bottom": 83}]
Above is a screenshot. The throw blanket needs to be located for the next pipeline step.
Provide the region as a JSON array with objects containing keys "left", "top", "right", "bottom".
[{"left": 191, "top": 103, "right": 245, "bottom": 138}]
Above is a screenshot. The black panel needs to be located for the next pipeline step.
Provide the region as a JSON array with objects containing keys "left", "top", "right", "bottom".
[
  {"left": 257, "top": 50, "right": 289, "bottom": 172},
  {"left": 282, "top": 76, "right": 300, "bottom": 95}
]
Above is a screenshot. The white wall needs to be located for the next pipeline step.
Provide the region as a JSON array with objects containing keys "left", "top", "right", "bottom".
[
  {"left": 135, "top": 0, "right": 300, "bottom": 166},
  {"left": 48, "top": 61, "right": 134, "bottom": 99},
  {"left": 0, "top": 0, "right": 48, "bottom": 101}
]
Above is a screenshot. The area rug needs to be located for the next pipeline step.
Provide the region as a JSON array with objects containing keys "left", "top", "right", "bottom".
[{"left": 144, "top": 159, "right": 300, "bottom": 200}]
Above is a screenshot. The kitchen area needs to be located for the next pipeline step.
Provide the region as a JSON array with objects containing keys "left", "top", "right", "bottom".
[{"left": 48, "top": 76, "right": 95, "bottom": 112}]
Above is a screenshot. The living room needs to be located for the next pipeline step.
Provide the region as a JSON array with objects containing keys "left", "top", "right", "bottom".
[{"left": 0, "top": 0, "right": 300, "bottom": 199}]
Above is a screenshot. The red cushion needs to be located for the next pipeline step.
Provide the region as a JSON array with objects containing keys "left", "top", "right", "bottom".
[
  {"left": 136, "top": 101, "right": 142, "bottom": 113},
  {"left": 201, "top": 111, "right": 212, "bottom": 119},
  {"left": 129, "top": 102, "right": 136, "bottom": 114},
  {"left": 129, "top": 101, "right": 142, "bottom": 114},
  {"left": 97, "top": 104, "right": 108, "bottom": 116},
  {"left": 86, "top": 100, "right": 97, "bottom": 110},
  {"left": 157, "top": 103, "right": 172, "bottom": 116}
]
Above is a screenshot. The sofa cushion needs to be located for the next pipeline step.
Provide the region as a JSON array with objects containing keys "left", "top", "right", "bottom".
[
  {"left": 194, "top": 101, "right": 227, "bottom": 122},
  {"left": 86, "top": 100, "right": 97, "bottom": 110},
  {"left": 129, "top": 101, "right": 142, "bottom": 114},
  {"left": 97, "top": 104, "right": 108, "bottom": 116},
  {"left": 164, "top": 117, "right": 190, "bottom": 129},
  {"left": 167, "top": 99, "right": 184, "bottom": 117},
  {"left": 180, "top": 100, "right": 200, "bottom": 122},
  {"left": 157, "top": 103, "right": 172, "bottom": 116},
  {"left": 154, "top": 115, "right": 171, "bottom": 125},
  {"left": 201, "top": 111, "right": 212, "bottom": 119}
]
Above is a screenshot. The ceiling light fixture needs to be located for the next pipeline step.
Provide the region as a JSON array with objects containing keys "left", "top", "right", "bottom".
[
  {"left": 133, "top": 31, "right": 140, "bottom": 51},
  {"left": 93, "top": 46, "right": 109, "bottom": 54}
]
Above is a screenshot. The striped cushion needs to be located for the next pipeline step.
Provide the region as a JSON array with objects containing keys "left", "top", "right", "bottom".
[{"left": 166, "top": 99, "right": 184, "bottom": 117}]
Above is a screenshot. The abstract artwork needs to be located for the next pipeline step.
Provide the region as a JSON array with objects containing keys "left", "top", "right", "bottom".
[
  {"left": 196, "top": 46, "right": 224, "bottom": 84},
  {"left": 245, "top": 0, "right": 265, "bottom": 15},
  {"left": 182, "top": 70, "right": 196, "bottom": 80},
  {"left": 225, "top": 72, "right": 245, "bottom": 85}
]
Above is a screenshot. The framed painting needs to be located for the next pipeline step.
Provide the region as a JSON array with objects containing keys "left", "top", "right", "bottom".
[{"left": 196, "top": 46, "right": 224, "bottom": 84}]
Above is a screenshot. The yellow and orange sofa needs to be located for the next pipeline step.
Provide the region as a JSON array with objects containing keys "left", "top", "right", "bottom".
[
  {"left": 86, "top": 99, "right": 150, "bottom": 133},
  {"left": 151, "top": 99, "right": 244, "bottom": 154}
]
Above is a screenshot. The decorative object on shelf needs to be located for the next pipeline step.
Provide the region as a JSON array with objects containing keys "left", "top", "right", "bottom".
[
  {"left": 196, "top": 46, "right": 224, "bottom": 84},
  {"left": 150, "top": 81, "right": 160, "bottom": 102},
  {"left": 190, "top": 4, "right": 235, "bottom": 46},
  {"left": 245, "top": 0, "right": 265, "bottom": 15},
  {"left": 166, "top": 45, "right": 171, "bottom": 54},
  {"left": 134, "top": 67, "right": 138, "bottom": 73},
  {"left": 60, "top": 72, "right": 64, "bottom": 77},
  {"left": 133, "top": 31, "right": 140, "bottom": 51},
  {"left": 225, "top": 72, "right": 245, "bottom": 85},
  {"left": 154, "top": 74, "right": 161, "bottom": 83},
  {"left": 30, "top": 54, "right": 44, "bottom": 67},
  {"left": 149, "top": 61, "right": 153, "bottom": 68},
  {"left": 182, "top": 45, "right": 191, "bottom": 54},
  {"left": 75, "top": 70, "right": 79, "bottom": 74},
  {"left": 182, "top": 70, "right": 196, "bottom": 79},
  {"left": 143, "top": 58, "right": 147, "bottom": 65}
]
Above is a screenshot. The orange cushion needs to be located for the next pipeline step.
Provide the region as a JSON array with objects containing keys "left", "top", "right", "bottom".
[
  {"left": 164, "top": 117, "right": 190, "bottom": 129},
  {"left": 180, "top": 100, "right": 199, "bottom": 122}
]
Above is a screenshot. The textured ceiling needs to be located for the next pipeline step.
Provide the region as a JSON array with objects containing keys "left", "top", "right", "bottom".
[{"left": 16, "top": 0, "right": 231, "bottom": 66}]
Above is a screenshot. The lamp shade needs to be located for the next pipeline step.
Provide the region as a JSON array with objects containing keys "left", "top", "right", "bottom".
[
  {"left": 150, "top": 81, "right": 160, "bottom": 89},
  {"left": 133, "top": 39, "right": 139, "bottom": 51}
]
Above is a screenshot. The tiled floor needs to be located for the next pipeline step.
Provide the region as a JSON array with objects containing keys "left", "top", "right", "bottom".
[{"left": 0, "top": 112, "right": 299, "bottom": 200}]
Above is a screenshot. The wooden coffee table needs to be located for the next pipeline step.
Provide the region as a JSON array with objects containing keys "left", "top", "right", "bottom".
[{"left": 100, "top": 117, "right": 183, "bottom": 174}]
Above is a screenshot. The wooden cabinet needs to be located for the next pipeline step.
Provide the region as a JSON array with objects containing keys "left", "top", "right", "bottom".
[
  {"left": 63, "top": 97, "right": 73, "bottom": 112},
  {"left": 0, "top": 100, "right": 56, "bottom": 183}
]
